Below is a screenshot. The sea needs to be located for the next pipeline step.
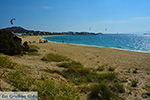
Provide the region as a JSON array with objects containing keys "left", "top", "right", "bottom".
[{"left": 43, "top": 34, "right": 150, "bottom": 53}]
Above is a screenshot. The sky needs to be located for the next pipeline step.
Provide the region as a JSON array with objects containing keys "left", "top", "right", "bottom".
[{"left": 0, "top": 0, "right": 150, "bottom": 33}]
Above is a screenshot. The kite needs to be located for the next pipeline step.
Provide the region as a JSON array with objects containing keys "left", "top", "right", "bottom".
[{"left": 10, "top": 18, "right": 16, "bottom": 25}]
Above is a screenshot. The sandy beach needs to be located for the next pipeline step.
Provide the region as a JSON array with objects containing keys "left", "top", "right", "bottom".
[
  {"left": 20, "top": 35, "right": 150, "bottom": 70},
  {"left": 8, "top": 35, "right": 150, "bottom": 100}
]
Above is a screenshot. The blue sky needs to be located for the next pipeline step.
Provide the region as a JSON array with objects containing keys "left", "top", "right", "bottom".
[{"left": 0, "top": 0, "right": 150, "bottom": 33}]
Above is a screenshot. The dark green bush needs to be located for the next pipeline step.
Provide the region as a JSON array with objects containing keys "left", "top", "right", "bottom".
[
  {"left": 89, "top": 83, "right": 116, "bottom": 100},
  {"left": 132, "top": 68, "right": 138, "bottom": 74},
  {"left": 108, "top": 66, "right": 115, "bottom": 71},
  {"left": 131, "top": 79, "right": 138, "bottom": 87},
  {"left": 0, "top": 29, "right": 23, "bottom": 55}
]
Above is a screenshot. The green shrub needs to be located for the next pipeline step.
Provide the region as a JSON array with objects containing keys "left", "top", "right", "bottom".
[
  {"left": 8, "top": 70, "right": 35, "bottom": 91},
  {"left": 96, "top": 72, "right": 116, "bottom": 81},
  {"left": 57, "top": 61, "right": 83, "bottom": 68},
  {"left": 0, "top": 56, "right": 17, "bottom": 69},
  {"left": 41, "top": 53, "right": 70, "bottom": 62},
  {"left": 110, "top": 83, "right": 125, "bottom": 93},
  {"left": 96, "top": 65, "right": 105, "bottom": 71},
  {"left": 26, "top": 45, "right": 39, "bottom": 55},
  {"left": 144, "top": 85, "right": 150, "bottom": 91},
  {"left": 29, "top": 45, "right": 40, "bottom": 49},
  {"left": 132, "top": 68, "right": 138, "bottom": 74},
  {"left": 8, "top": 69, "right": 80, "bottom": 100},
  {"left": 89, "top": 83, "right": 116, "bottom": 100},
  {"left": 108, "top": 66, "right": 115, "bottom": 71},
  {"left": 27, "top": 48, "right": 39, "bottom": 55},
  {"left": 35, "top": 79, "right": 80, "bottom": 100},
  {"left": 131, "top": 79, "right": 138, "bottom": 87},
  {"left": 0, "top": 29, "right": 23, "bottom": 55},
  {"left": 60, "top": 66, "right": 116, "bottom": 84}
]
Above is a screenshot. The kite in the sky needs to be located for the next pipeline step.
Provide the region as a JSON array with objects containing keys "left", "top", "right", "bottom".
[
  {"left": 10, "top": 18, "right": 16, "bottom": 25},
  {"left": 89, "top": 27, "right": 92, "bottom": 31}
]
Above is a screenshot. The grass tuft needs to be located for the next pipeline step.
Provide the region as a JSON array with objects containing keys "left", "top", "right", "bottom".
[
  {"left": 89, "top": 83, "right": 117, "bottom": 100},
  {"left": 41, "top": 53, "right": 70, "bottom": 62},
  {"left": 96, "top": 65, "right": 105, "bottom": 71},
  {"left": 110, "top": 83, "right": 125, "bottom": 93},
  {"left": 7, "top": 69, "right": 80, "bottom": 100},
  {"left": 60, "top": 66, "right": 116, "bottom": 84},
  {"left": 57, "top": 61, "right": 83, "bottom": 68},
  {"left": 26, "top": 45, "right": 39, "bottom": 55},
  {"left": 108, "top": 66, "right": 115, "bottom": 72},
  {"left": 0, "top": 56, "right": 17, "bottom": 69},
  {"left": 35, "top": 78, "right": 80, "bottom": 100},
  {"left": 131, "top": 79, "right": 138, "bottom": 87},
  {"left": 8, "top": 70, "right": 35, "bottom": 91}
]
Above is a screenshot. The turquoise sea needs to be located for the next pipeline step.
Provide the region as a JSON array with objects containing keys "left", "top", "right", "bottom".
[{"left": 43, "top": 34, "right": 150, "bottom": 52}]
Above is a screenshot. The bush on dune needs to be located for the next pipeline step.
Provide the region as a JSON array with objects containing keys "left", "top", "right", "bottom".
[
  {"left": 89, "top": 83, "right": 117, "bottom": 100},
  {"left": 0, "top": 29, "right": 23, "bottom": 55}
]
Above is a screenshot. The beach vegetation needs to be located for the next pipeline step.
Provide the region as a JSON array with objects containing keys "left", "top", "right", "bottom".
[
  {"left": 108, "top": 66, "right": 115, "bottom": 71},
  {"left": 29, "top": 45, "right": 40, "bottom": 49},
  {"left": 57, "top": 61, "right": 83, "bottom": 68},
  {"left": 110, "top": 83, "right": 125, "bottom": 93},
  {"left": 89, "top": 83, "right": 117, "bottom": 100},
  {"left": 60, "top": 66, "right": 116, "bottom": 84},
  {"left": 35, "top": 78, "right": 80, "bottom": 100},
  {"left": 132, "top": 68, "right": 138, "bottom": 74},
  {"left": 6, "top": 62, "right": 80, "bottom": 100},
  {"left": 26, "top": 45, "right": 39, "bottom": 55},
  {"left": 131, "top": 79, "right": 138, "bottom": 87},
  {"left": 23, "top": 41, "right": 29, "bottom": 51},
  {"left": 8, "top": 71, "right": 80, "bottom": 100},
  {"left": 96, "top": 65, "right": 105, "bottom": 71},
  {"left": 144, "top": 85, "right": 150, "bottom": 91},
  {"left": 0, "top": 55, "right": 17, "bottom": 69},
  {"left": 41, "top": 53, "right": 70, "bottom": 62},
  {"left": 0, "top": 29, "right": 23, "bottom": 55},
  {"left": 8, "top": 70, "right": 35, "bottom": 91}
]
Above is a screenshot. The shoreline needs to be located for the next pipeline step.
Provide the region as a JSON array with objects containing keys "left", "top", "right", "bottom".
[{"left": 42, "top": 35, "right": 150, "bottom": 54}]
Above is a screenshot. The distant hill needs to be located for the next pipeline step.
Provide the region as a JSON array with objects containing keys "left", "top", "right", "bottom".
[
  {"left": 4, "top": 26, "right": 29, "bottom": 33},
  {"left": 3, "top": 26, "right": 102, "bottom": 35}
]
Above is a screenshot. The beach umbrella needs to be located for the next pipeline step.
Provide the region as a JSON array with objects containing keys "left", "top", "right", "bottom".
[{"left": 10, "top": 18, "right": 16, "bottom": 25}]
